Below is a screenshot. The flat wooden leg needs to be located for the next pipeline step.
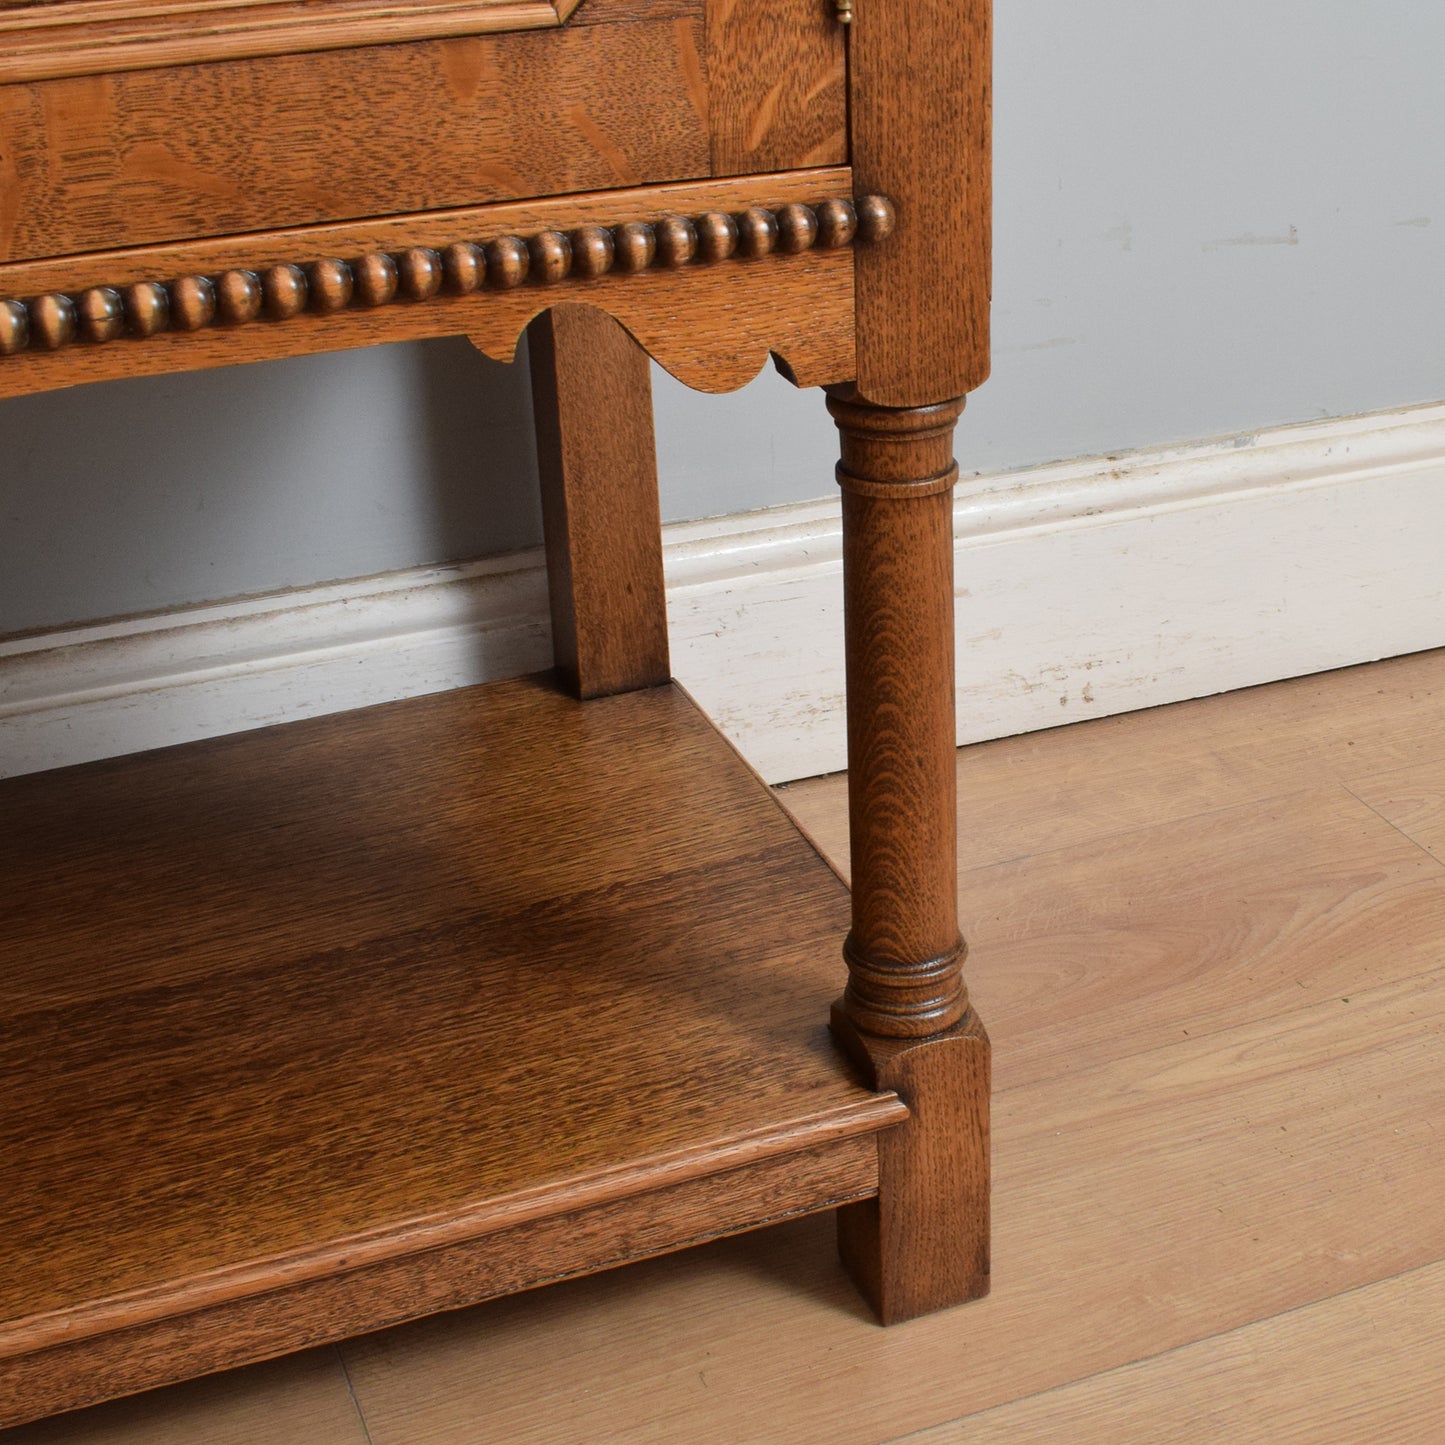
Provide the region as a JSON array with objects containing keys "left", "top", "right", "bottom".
[
  {"left": 826, "top": 386, "right": 991, "bottom": 1323},
  {"left": 529, "top": 303, "right": 670, "bottom": 699}
]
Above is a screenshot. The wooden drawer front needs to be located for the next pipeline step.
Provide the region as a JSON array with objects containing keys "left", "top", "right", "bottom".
[
  {"left": 0, "top": 0, "right": 589, "bottom": 85},
  {"left": 0, "top": 17, "right": 710, "bottom": 262},
  {"left": 0, "top": 0, "right": 844, "bottom": 265}
]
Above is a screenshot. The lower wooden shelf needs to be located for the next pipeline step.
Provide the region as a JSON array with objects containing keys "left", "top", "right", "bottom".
[{"left": 0, "top": 674, "right": 904, "bottom": 1426}]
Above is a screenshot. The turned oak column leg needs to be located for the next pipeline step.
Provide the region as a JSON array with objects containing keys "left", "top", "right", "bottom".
[
  {"left": 826, "top": 387, "right": 990, "bottom": 1324},
  {"left": 529, "top": 303, "right": 670, "bottom": 699}
]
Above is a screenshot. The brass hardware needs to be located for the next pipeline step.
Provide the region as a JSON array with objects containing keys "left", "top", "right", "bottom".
[{"left": 834, "top": 0, "right": 853, "bottom": 24}]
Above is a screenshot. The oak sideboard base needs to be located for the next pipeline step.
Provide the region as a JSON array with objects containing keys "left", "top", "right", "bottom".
[
  {"left": 1, "top": 0, "right": 997, "bottom": 1420},
  {"left": 0, "top": 675, "right": 912, "bottom": 1428}
]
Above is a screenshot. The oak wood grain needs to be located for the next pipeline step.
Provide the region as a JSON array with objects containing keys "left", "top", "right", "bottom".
[
  {"left": 706, "top": 0, "right": 846, "bottom": 176},
  {"left": 1, "top": 1137, "right": 883, "bottom": 1426},
  {"left": 0, "top": 245, "right": 856, "bottom": 397},
  {"left": 833, "top": 1007, "right": 990, "bottom": 1324},
  {"left": 0, "top": 0, "right": 994, "bottom": 1410},
  {"left": 0, "top": 18, "right": 712, "bottom": 262},
  {"left": 0, "top": 167, "right": 851, "bottom": 298},
  {"left": 0, "top": 174, "right": 858, "bottom": 398},
  {"left": 567, "top": 0, "right": 697, "bottom": 23},
  {"left": 530, "top": 303, "right": 670, "bottom": 698},
  {"left": 0, "top": 0, "right": 585, "bottom": 84},
  {"left": 0, "top": 0, "right": 997, "bottom": 1415},
  {"left": 850, "top": 0, "right": 992, "bottom": 405},
  {"left": 0, "top": 677, "right": 905, "bottom": 1425},
  {"left": 828, "top": 391, "right": 969, "bottom": 1037},
  {"left": 822, "top": 391, "right": 989, "bottom": 1319}
]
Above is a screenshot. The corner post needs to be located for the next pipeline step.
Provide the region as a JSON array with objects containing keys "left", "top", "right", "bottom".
[
  {"left": 830, "top": 0, "right": 993, "bottom": 1324},
  {"left": 826, "top": 388, "right": 990, "bottom": 1324}
]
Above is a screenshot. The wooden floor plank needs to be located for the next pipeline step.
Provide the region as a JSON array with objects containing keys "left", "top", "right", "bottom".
[
  {"left": 338, "top": 954, "right": 1445, "bottom": 1443},
  {"left": 955, "top": 785, "right": 1445, "bottom": 1092},
  {"left": 785, "top": 647, "right": 1445, "bottom": 873},
  {"left": 794, "top": 775, "right": 1445, "bottom": 1096},
  {"left": 1348, "top": 758, "right": 1445, "bottom": 864},
  {"left": 0, "top": 1349, "right": 366, "bottom": 1445},
  {"left": 898, "top": 1258, "right": 1445, "bottom": 1444}
]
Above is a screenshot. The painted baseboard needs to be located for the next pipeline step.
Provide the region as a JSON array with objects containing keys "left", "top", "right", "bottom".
[{"left": 5, "top": 401, "right": 1445, "bottom": 784}]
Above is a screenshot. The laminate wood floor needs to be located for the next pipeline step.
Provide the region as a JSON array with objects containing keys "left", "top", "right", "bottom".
[{"left": 11, "top": 650, "right": 1445, "bottom": 1444}]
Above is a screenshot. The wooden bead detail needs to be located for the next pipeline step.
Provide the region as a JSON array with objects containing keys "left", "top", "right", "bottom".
[
  {"left": 815, "top": 197, "right": 858, "bottom": 250},
  {"left": 217, "top": 270, "right": 263, "bottom": 324},
  {"left": 485, "top": 236, "right": 530, "bottom": 289},
  {"left": 261, "top": 264, "right": 308, "bottom": 320},
  {"left": 570, "top": 226, "right": 614, "bottom": 279},
  {"left": 735, "top": 207, "right": 779, "bottom": 259},
  {"left": 398, "top": 247, "right": 443, "bottom": 301},
  {"left": 528, "top": 231, "right": 573, "bottom": 285},
  {"left": 0, "top": 299, "right": 30, "bottom": 355},
  {"left": 612, "top": 221, "right": 656, "bottom": 273},
  {"left": 776, "top": 204, "right": 819, "bottom": 254},
  {"left": 855, "top": 193, "right": 897, "bottom": 245},
  {"left": 0, "top": 196, "right": 896, "bottom": 359},
  {"left": 123, "top": 282, "right": 170, "bottom": 338},
  {"left": 308, "top": 259, "right": 354, "bottom": 313},
  {"left": 442, "top": 242, "right": 485, "bottom": 295},
  {"left": 695, "top": 212, "right": 739, "bottom": 263},
  {"left": 77, "top": 288, "right": 125, "bottom": 343},
  {"left": 170, "top": 276, "right": 216, "bottom": 331},
  {"left": 30, "top": 293, "right": 76, "bottom": 350},
  {"left": 655, "top": 215, "right": 698, "bottom": 268},
  {"left": 354, "top": 253, "right": 398, "bottom": 307}
]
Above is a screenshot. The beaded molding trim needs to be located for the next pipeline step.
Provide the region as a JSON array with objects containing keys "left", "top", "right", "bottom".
[{"left": 0, "top": 195, "right": 894, "bottom": 359}]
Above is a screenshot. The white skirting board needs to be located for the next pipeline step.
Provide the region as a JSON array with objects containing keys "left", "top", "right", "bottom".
[{"left": 5, "top": 401, "right": 1445, "bottom": 785}]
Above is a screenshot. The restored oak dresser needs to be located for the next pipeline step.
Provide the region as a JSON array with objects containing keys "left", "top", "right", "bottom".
[{"left": 0, "top": 0, "right": 993, "bottom": 1424}]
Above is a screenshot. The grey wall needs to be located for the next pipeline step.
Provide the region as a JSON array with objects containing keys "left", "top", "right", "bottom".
[{"left": 5, "top": 0, "right": 1444, "bottom": 635}]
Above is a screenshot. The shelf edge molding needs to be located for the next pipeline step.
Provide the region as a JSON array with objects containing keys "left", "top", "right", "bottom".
[{"left": 0, "top": 1132, "right": 889, "bottom": 1428}]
